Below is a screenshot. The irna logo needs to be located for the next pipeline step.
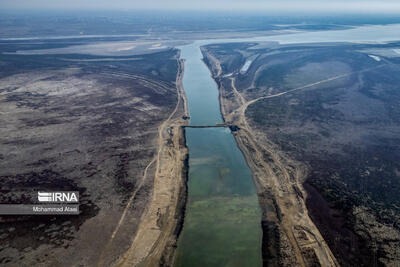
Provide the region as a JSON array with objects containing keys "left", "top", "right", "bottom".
[{"left": 38, "top": 191, "right": 79, "bottom": 203}]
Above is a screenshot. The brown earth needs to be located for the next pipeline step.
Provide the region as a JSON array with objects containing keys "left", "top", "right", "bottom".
[
  {"left": 0, "top": 49, "right": 187, "bottom": 266},
  {"left": 202, "top": 48, "right": 339, "bottom": 267},
  {"left": 202, "top": 41, "right": 400, "bottom": 266},
  {"left": 110, "top": 59, "right": 189, "bottom": 267}
]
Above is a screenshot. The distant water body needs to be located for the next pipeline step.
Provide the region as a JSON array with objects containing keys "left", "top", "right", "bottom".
[
  {"left": 4, "top": 24, "right": 400, "bottom": 57},
  {"left": 2, "top": 23, "right": 400, "bottom": 44},
  {"left": 191, "top": 24, "right": 400, "bottom": 48},
  {"left": 249, "top": 23, "right": 400, "bottom": 44}
]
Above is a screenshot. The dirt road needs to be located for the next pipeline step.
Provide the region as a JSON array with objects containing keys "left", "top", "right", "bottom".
[
  {"left": 206, "top": 54, "right": 340, "bottom": 266},
  {"left": 97, "top": 59, "right": 189, "bottom": 267}
]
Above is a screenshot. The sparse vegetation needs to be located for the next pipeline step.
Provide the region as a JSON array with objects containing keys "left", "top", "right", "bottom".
[
  {"left": 0, "top": 40, "right": 182, "bottom": 265},
  {"left": 203, "top": 41, "right": 400, "bottom": 266}
]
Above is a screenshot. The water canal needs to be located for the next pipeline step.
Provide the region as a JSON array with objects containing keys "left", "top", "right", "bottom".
[
  {"left": 173, "top": 24, "right": 400, "bottom": 266},
  {"left": 173, "top": 43, "right": 263, "bottom": 267}
]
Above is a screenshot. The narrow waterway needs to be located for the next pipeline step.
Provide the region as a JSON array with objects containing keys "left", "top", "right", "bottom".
[
  {"left": 173, "top": 43, "right": 263, "bottom": 266},
  {"left": 174, "top": 24, "right": 400, "bottom": 266}
]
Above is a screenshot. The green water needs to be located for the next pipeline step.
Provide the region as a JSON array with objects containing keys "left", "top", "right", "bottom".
[
  {"left": 174, "top": 43, "right": 262, "bottom": 267},
  {"left": 173, "top": 25, "right": 400, "bottom": 265}
]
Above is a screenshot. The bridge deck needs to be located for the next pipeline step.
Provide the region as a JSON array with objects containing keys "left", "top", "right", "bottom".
[{"left": 182, "top": 124, "right": 240, "bottom": 131}]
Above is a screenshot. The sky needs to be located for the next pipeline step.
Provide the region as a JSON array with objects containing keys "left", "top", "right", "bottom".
[{"left": 2, "top": 0, "right": 400, "bottom": 13}]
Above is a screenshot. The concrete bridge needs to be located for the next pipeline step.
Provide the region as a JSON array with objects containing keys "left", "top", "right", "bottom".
[{"left": 182, "top": 123, "right": 240, "bottom": 131}]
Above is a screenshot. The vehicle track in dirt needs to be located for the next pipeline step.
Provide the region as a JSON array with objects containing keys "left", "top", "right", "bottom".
[
  {"left": 97, "top": 59, "right": 189, "bottom": 267},
  {"left": 208, "top": 54, "right": 342, "bottom": 266}
]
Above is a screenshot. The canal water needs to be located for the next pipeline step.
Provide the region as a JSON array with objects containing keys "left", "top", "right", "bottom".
[
  {"left": 174, "top": 24, "right": 400, "bottom": 266},
  {"left": 173, "top": 43, "right": 263, "bottom": 267}
]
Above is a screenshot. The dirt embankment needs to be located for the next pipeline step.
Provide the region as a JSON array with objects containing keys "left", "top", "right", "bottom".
[
  {"left": 202, "top": 50, "right": 339, "bottom": 267},
  {"left": 111, "top": 58, "right": 189, "bottom": 267}
]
